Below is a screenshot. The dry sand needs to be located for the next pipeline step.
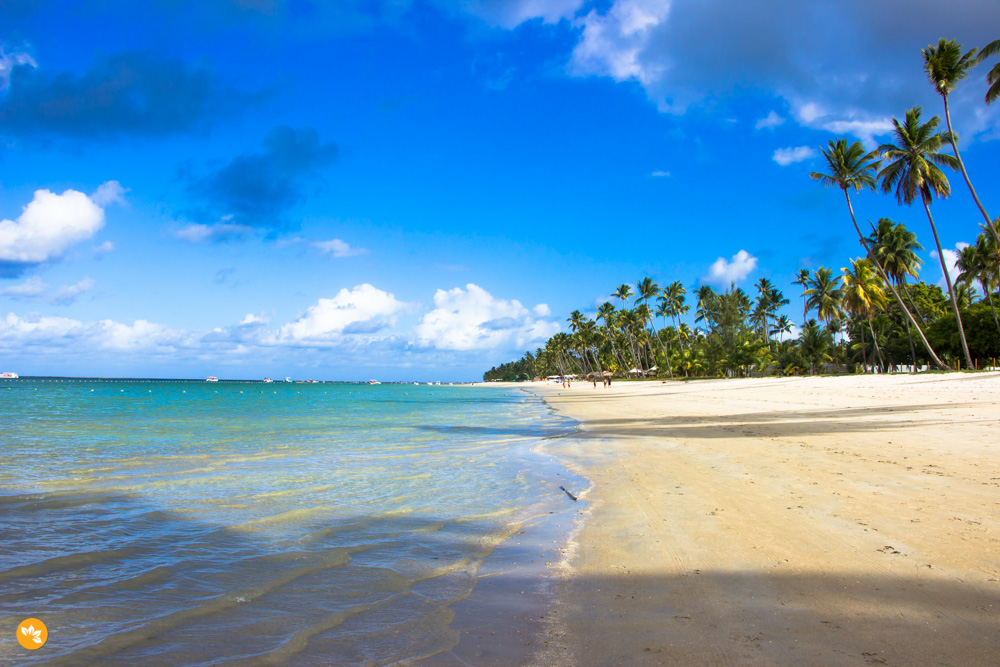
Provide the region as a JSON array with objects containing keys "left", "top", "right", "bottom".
[{"left": 522, "top": 373, "right": 1000, "bottom": 666}]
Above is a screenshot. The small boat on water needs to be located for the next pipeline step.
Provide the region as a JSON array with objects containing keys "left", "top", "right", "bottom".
[
  {"left": 368, "top": 379, "right": 381, "bottom": 385},
  {"left": 0, "top": 372, "right": 18, "bottom": 379},
  {"left": 263, "top": 377, "right": 273, "bottom": 383},
  {"left": 284, "top": 377, "right": 293, "bottom": 383},
  {"left": 206, "top": 376, "right": 219, "bottom": 382}
]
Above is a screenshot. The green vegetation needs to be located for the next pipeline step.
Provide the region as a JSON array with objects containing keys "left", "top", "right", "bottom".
[{"left": 484, "top": 36, "right": 1000, "bottom": 383}]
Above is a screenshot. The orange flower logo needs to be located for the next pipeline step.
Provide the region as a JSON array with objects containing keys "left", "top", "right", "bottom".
[{"left": 16, "top": 618, "right": 47, "bottom": 650}]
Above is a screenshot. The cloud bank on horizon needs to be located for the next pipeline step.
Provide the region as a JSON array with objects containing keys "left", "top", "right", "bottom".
[{"left": 1, "top": 0, "right": 998, "bottom": 378}]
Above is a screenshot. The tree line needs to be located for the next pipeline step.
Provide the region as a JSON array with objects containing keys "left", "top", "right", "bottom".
[{"left": 484, "top": 38, "right": 1000, "bottom": 382}]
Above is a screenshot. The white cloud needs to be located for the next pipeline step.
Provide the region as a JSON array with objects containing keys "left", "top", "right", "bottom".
[
  {"left": 772, "top": 146, "right": 817, "bottom": 166},
  {"left": 91, "top": 181, "right": 128, "bottom": 206},
  {"left": 458, "top": 0, "right": 585, "bottom": 28},
  {"left": 52, "top": 277, "right": 96, "bottom": 305},
  {"left": 533, "top": 303, "right": 552, "bottom": 317},
  {"left": 95, "top": 241, "right": 115, "bottom": 255},
  {"left": 314, "top": 238, "right": 369, "bottom": 258},
  {"left": 650, "top": 170, "right": 671, "bottom": 177},
  {"left": 930, "top": 243, "right": 970, "bottom": 289},
  {"left": 174, "top": 222, "right": 255, "bottom": 243},
  {"left": 0, "top": 276, "right": 48, "bottom": 298},
  {"left": 414, "top": 283, "right": 560, "bottom": 351},
  {"left": 0, "top": 187, "right": 112, "bottom": 265},
  {"left": 568, "top": 0, "right": 671, "bottom": 87},
  {"left": 240, "top": 312, "right": 270, "bottom": 326},
  {"left": 0, "top": 276, "right": 94, "bottom": 304},
  {"left": 0, "top": 46, "right": 36, "bottom": 88},
  {"left": 755, "top": 111, "right": 785, "bottom": 130},
  {"left": 704, "top": 249, "right": 757, "bottom": 285},
  {"left": 0, "top": 313, "right": 185, "bottom": 352},
  {"left": 276, "top": 284, "right": 406, "bottom": 343},
  {"left": 820, "top": 117, "right": 893, "bottom": 148}
]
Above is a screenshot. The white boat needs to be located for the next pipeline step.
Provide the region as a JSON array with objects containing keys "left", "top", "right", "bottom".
[
  {"left": 368, "top": 379, "right": 381, "bottom": 385},
  {"left": 0, "top": 372, "right": 18, "bottom": 379},
  {"left": 206, "top": 376, "right": 219, "bottom": 382},
  {"left": 263, "top": 377, "right": 273, "bottom": 383},
  {"left": 284, "top": 377, "right": 293, "bottom": 383}
]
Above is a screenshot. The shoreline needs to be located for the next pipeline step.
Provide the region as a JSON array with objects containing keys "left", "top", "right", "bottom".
[{"left": 512, "top": 373, "right": 1000, "bottom": 665}]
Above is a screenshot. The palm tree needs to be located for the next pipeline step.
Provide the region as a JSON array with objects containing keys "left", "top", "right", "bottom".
[
  {"left": 842, "top": 258, "right": 889, "bottom": 372},
  {"left": 596, "top": 302, "right": 628, "bottom": 374},
  {"left": 798, "top": 319, "right": 832, "bottom": 375},
  {"left": 877, "top": 107, "right": 972, "bottom": 369},
  {"left": 957, "top": 239, "right": 1000, "bottom": 335},
  {"left": 811, "top": 138, "right": 948, "bottom": 369},
  {"left": 923, "top": 39, "right": 997, "bottom": 245},
  {"left": 792, "top": 269, "right": 811, "bottom": 325},
  {"left": 637, "top": 277, "right": 672, "bottom": 375},
  {"left": 803, "top": 267, "right": 843, "bottom": 326},
  {"left": 979, "top": 38, "right": 1000, "bottom": 105},
  {"left": 867, "top": 217, "right": 923, "bottom": 365}
]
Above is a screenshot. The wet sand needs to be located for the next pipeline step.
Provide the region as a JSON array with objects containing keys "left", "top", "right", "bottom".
[{"left": 523, "top": 373, "right": 1000, "bottom": 665}]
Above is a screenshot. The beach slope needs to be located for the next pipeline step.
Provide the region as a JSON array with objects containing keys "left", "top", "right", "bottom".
[{"left": 530, "top": 374, "right": 1000, "bottom": 665}]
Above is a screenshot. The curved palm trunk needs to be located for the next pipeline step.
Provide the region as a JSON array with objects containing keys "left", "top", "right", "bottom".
[
  {"left": 844, "top": 189, "right": 950, "bottom": 370},
  {"left": 942, "top": 95, "right": 1000, "bottom": 247},
  {"left": 923, "top": 198, "right": 974, "bottom": 368},
  {"left": 868, "top": 319, "right": 885, "bottom": 371},
  {"left": 902, "top": 312, "right": 918, "bottom": 371},
  {"left": 982, "top": 281, "right": 1000, "bottom": 336},
  {"left": 859, "top": 322, "right": 869, "bottom": 372}
]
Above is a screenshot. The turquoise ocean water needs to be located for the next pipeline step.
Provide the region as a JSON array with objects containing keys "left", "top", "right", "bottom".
[{"left": 0, "top": 379, "right": 580, "bottom": 665}]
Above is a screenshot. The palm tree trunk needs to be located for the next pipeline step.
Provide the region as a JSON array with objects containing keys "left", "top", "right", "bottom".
[
  {"left": 902, "top": 312, "right": 918, "bottom": 371},
  {"left": 868, "top": 319, "right": 885, "bottom": 371},
  {"left": 901, "top": 279, "right": 929, "bottom": 325},
  {"left": 844, "top": 189, "right": 950, "bottom": 369},
  {"left": 982, "top": 281, "right": 1000, "bottom": 336},
  {"left": 943, "top": 95, "right": 1000, "bottom": 247},
  {"left": 859, "top": 321, "right": 869, "bottom": 372},
  {"left": 923, "top": 198, "right": 974, "bottom": 368}
]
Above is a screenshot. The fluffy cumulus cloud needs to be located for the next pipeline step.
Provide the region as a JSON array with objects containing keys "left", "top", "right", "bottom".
[
  {"left": 185, "top": 126, "right": 338, "bottom": 231},
  {"left": 0, "top": 312, "right": 186, "bottom": 354},
  {"left": 276, "top": 284, "right": 406, "bottom": 344},
  {"left": 414, "top": 283, "right": 560, "bottom": 351},
  {"left": 0, "top": 182, "right": 121, "bottom": 274},
  {"left": 314, "top": 239, "right": 368, "bottom": 258},
  {"left": 569, "top": 0, "right": 671, "bottom": 88},
  {"left": 772, "top": 145, "right": 817, "bottom": 166},
  {"left": 704, "top": 249, "right": 757, "bottom": 286},
  {"left": 930, "top": 243, "right": 970, "bottom": 289},
  {"left": 0, "top": 51, "right": 260, "bottom": 138},
  {"left": 518, "top": 0, "right": 999, "bottom": 138}
]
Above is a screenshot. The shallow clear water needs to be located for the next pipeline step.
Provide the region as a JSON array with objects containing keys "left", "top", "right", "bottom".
[{"left": 0, "top": 379, "right": 577, "bottom": 665}]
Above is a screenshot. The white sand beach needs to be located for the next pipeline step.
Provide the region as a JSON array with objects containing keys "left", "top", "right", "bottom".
[{"left": 521, "top": 373, "right": 1000, "bottom": 665}]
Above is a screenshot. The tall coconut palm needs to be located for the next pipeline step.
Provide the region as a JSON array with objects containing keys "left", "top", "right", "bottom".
[
  {"left": 811, "top": 138, "right": 948, "bottom": 369},
  {"left": 842, "top": 258, "right": 889, "bottom": 372},
  {"left": 923, "top": 39, "right": 998, "bottom": 245},
  {"left": 867, "top": 217, "right": 924, "bottom": 365},
  {"left": 957, "top": 239, "right": 1000, "bottom": 335},
  {"left": 803, "top": 267, "right": 843, "bottom": 326},
  {"left": 979, "top": 38, "right": 1000, "bottom": 105},
  {"left": 792, "top": 269, "right": 811, "bottom": 325},
  {"left": 637, "top": 277, "right": 672, "bottom": 375},
  {"left": 877, "top": 107, "right": 972, "bottom": 369},
  {"left": 596, "top": 302, "right": 628, "bottom": 374}
]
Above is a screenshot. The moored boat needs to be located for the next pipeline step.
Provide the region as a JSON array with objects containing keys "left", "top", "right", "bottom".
[
  {"left": 206, "top": 376, "right": 219, "bottom": 382},
  {"left": 0, "top": 372, "right": 18, "bottom": 379}
]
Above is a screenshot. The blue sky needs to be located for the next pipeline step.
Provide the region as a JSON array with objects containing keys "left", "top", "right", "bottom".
[{"left": 1, "top": 0, "right": 998, "bottom": 380}]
